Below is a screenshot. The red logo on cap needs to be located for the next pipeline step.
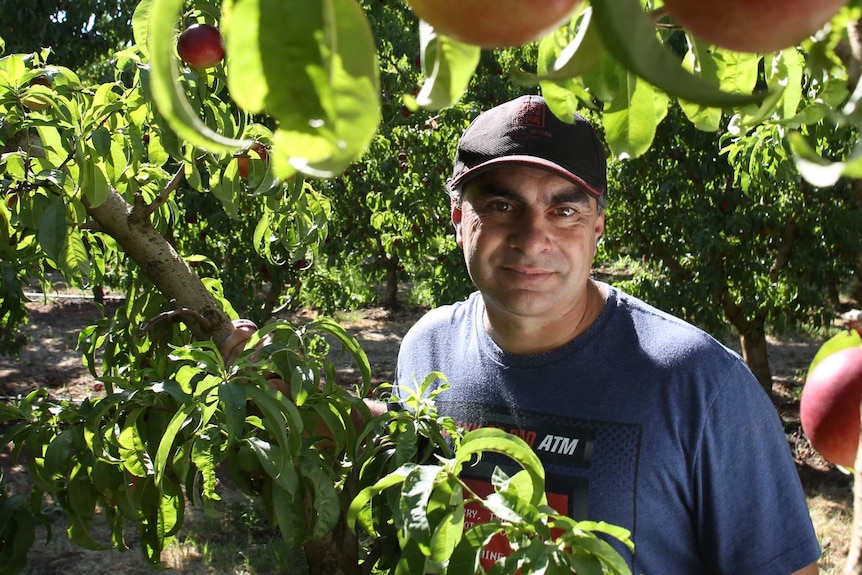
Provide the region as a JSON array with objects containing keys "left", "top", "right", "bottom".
[{"left": 513, "top": 99, "right": 546, "bottom": 128}]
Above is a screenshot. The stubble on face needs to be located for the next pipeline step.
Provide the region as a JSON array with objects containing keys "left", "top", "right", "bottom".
[{"left": 452, "top": 166, "right": 605, "bottom": 344}]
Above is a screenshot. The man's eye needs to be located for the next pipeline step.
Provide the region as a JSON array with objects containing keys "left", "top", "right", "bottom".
[
  {"left": 555, "top": 206, "right": 577, "bottom": 217},
  {"left": 490, "top": 201, "right": 513, "bottom": 212}
]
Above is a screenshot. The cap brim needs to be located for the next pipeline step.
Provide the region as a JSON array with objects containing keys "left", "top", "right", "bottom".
[{"left": 448, "top": 156, "right": 604, "bottom": 198}]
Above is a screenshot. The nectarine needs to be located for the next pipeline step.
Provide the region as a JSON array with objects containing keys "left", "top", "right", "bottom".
[
  {"left": 800, "top": 346, "right": 862, "bottom": 468},
  {"left": 662, "top": 0, "right": 846, "bottom": 54},
  {"left": 404, "top": 0, "right": 581, "bottom": 48},
  {"left": 177, "top": 23, "right": 225, "bottom": 69}
]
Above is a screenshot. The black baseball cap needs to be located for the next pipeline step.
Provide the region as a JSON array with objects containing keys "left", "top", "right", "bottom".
[{"left": 448, "top": 95, "right": 607, "bottom": 200}]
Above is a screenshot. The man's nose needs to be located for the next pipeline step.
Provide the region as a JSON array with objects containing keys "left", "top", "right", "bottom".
[{"left": 508, "top": 211, "right": 551, "bottom": 253}]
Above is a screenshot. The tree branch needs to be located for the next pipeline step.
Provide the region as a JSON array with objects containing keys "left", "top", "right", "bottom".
[
  {"left": 140, "top": 165, "right": 185, "bottom": 219},
  {"left": 83, "top": 187, "right": 234, "bottom": 345}
]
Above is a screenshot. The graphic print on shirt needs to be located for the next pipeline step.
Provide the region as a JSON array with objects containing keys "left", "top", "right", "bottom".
[{"left": 437, "top": 400, "right": 641, "bottom": 569}]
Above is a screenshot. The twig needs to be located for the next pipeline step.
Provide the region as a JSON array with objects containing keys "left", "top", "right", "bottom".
[
  {"left": 134, "top": 165, "right": 186, "bottom": 220},
  {"left": 138, "top": 306, "right": 214, "bottom": 336}
]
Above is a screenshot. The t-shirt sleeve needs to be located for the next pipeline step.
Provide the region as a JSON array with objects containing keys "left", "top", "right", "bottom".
[{"left": 694, "top": 361, "right": 821, "bottom": 575}]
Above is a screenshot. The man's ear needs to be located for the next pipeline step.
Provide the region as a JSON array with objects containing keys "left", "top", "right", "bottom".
[
  {"left": 451, "top": 196, "right": 464, "bottom": 248},
  {"left": 595, "top": 211, "right": 605, "bottom": 238}
]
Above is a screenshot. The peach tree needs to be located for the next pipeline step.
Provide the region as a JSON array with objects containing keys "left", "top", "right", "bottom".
[{"left": 3, "top": 0, "right": 862, "bottom": 574}]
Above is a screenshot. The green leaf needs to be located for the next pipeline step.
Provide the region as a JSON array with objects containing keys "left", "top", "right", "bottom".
[
  {"left": 603, "top": 73, "right": 668, "bottom": 160},
  {"left": 0, "top": 505, "right": 35, "bottom": 574},
  {"left": 44, "top": 427, "right": 81, "bottom": 477},
  {"left": 224, "top": 0, "right": 380, "bottom": 179},
  {"left": 68, "top": 516, "right": 110, "bottom": 551},
  {"left": 84, "top": 150, "right": 110, "bottom": 208},
  {"left": 37, "top": 196, "right": 67, "bottom": 263},
  {"left": 300, "top": 459, "right": 340, "bottom": 539},
  {"left": 400, "top": 465, "right": 442, "bottom": 553},
  {"left": 118, "top": 412, "right": 154, "bottom": 477},
  {"left": 590, "top": 0, "right": 766, "bottom": 108},
  {"left": 415, "top": 22, "right": 481, "bottom": 111},
  {"left": 154, "top": 402, "right": 197, "bottom": 487},
  {"left": 131, "top": 0, "right": 153, "bottom": 57},
  {"left": 535, "top": 7, "right": 604, "bottom": 82},
  {"left": 246, "top": 436, "right": 299, "bottom": 495},
  {"left": 678, "top": 40, "right": 723, "bottom": 131},
  {"left": 448, "top": 522, "right": 501, "bottom": 573},
  {"left": 789, "top": 132, "right": 862, "bottom": 187},
  {"left": 454, "top": 428, "right": 545, "bottom": 506},
  {"left": 67, "top": 465, "right": 99, "bottom": 521},
  {"left": 428, "top": 505, "right": 465, "bottom": 563},
  {"left": 309, "top": 317, "right": 372, "bottom": 390},
  {"left": 157, "top": 485, "right": 183, "bottom": 540},
  {"left": 271, "top": 481, "right": 307, "bottom": 548},
  {"left": 219, "top": 382, "right": 247, "bottom": 445},
  {"left": 394, "top": 537, "right": 427, "bottom": 575},
  {"left": 347, "top": 464, "right": 414, "bottom": 531},
  {"left": 245, "top": 384, "right": 303, "bottom": 455},
  {"left": 59, "top": 228, "right": 90, "bottom": 282}
]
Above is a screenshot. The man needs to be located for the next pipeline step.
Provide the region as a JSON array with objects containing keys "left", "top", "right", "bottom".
[{"left": 393, "top": 94, "right": 821, "bottom": 574}]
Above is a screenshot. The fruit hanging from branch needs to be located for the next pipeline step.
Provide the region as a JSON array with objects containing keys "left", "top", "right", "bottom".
[
  {"left": 661, "top": 0, "right": 848, "bottom": 53},
  {"left": 404, "top": 0, "right": 582, "bottom": 48},
  {"left": 177, "top": 23, "right": 225, "bottom": 69},
  {"left": 800, "top": 346, "right": 862, "bottom": 468}
]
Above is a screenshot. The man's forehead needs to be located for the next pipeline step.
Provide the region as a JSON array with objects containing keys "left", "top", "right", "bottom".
[{"left": 462, "top": 168, "right": 594, "bottom": 204}]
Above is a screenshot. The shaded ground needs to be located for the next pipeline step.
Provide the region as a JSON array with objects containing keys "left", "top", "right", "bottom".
[{"left": 0, "top": 296, "right": 854, "bottom": 573}]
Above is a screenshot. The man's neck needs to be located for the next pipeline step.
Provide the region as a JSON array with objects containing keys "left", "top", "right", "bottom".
[{"left": 482, "top": 281, "right": 606, "bottom": 355}]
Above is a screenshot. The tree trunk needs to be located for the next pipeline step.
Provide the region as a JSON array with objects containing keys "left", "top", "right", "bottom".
[
  {"left": 383, "top": 256, "right": 399, "bottom": 310},
  {"left": 737, "top": 323, "right": 773, "bottom": 397},
  {"left": 302, "top": 516, "right": 362, "bottom": 575},
  {"left": 718, "top": 286, "right": 773, "bottom": 397}
]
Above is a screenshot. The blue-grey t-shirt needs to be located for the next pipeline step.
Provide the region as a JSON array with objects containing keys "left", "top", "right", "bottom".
[{"left": 394, "top": 285, "right": 820, "bottom": 575}]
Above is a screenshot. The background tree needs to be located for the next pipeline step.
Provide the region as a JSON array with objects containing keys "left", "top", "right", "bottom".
[
  {"left": 0, "top": 0, "right": 138, "bottom": 82},
  {"left": 604, "top": 104, "right": 862, "bottom": 395}
]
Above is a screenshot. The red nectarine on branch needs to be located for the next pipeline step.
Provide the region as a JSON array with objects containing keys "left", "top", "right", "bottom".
[
  {"left": 801, "top": 346, "right": 862, "bottom": 468},
  {"left": 404, "top": 0, "right": 582, "bottom": 48},
  {"left": 177, "top": 23, "right": 225, "bottom": 69},
  {"left": 662, "top": 0, "right": 848, "bottom": 54}
]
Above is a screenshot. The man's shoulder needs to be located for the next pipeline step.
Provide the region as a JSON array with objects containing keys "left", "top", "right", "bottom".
[
  {"left": 406, "top": 292, "right": 480, "bottom": 335},
  {"left": 606, "top": 285, "right": 742, "bottom": 362}
]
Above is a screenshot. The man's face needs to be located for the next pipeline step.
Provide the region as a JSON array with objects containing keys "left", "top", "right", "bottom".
[{"left": 452, "top": 165, "right": 605, "bottom": 326}]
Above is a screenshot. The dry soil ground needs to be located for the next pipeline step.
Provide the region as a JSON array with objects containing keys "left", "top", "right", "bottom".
[{"left": 0, "top": 296, "right": 855, "bottom": 573}]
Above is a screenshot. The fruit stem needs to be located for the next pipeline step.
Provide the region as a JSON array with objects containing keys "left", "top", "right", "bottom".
[{"left": 846, "top": 400, "right": 862, "bottom": 574}]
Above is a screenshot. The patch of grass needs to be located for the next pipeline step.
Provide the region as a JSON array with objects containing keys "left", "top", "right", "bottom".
[
  {"left": 808, "top": 488, "right": 853, "bottom": 574},
  {"left": 333, "top": 309, "right": 367, "bottom": 325}
]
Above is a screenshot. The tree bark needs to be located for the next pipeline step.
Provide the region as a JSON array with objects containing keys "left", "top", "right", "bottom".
[
  {"left": 737, "top": 324, "right": 773, "bottom": 397},
  {"left": 83, "top": 188, "right": 234, "bottom": 347},
  {"left": 718, "top": 286, "right": 773, "bottom": 397},
  {"left": 383, "top": 255, "right": 399, "bottom": 310},
  {"left": 302, "top": 516, "right": 362, "bottom": 575}
]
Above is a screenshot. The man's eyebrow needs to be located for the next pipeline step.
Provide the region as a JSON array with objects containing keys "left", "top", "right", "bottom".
[{"left": 467, "top": 182, "right": 592, "bottom": 206}]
